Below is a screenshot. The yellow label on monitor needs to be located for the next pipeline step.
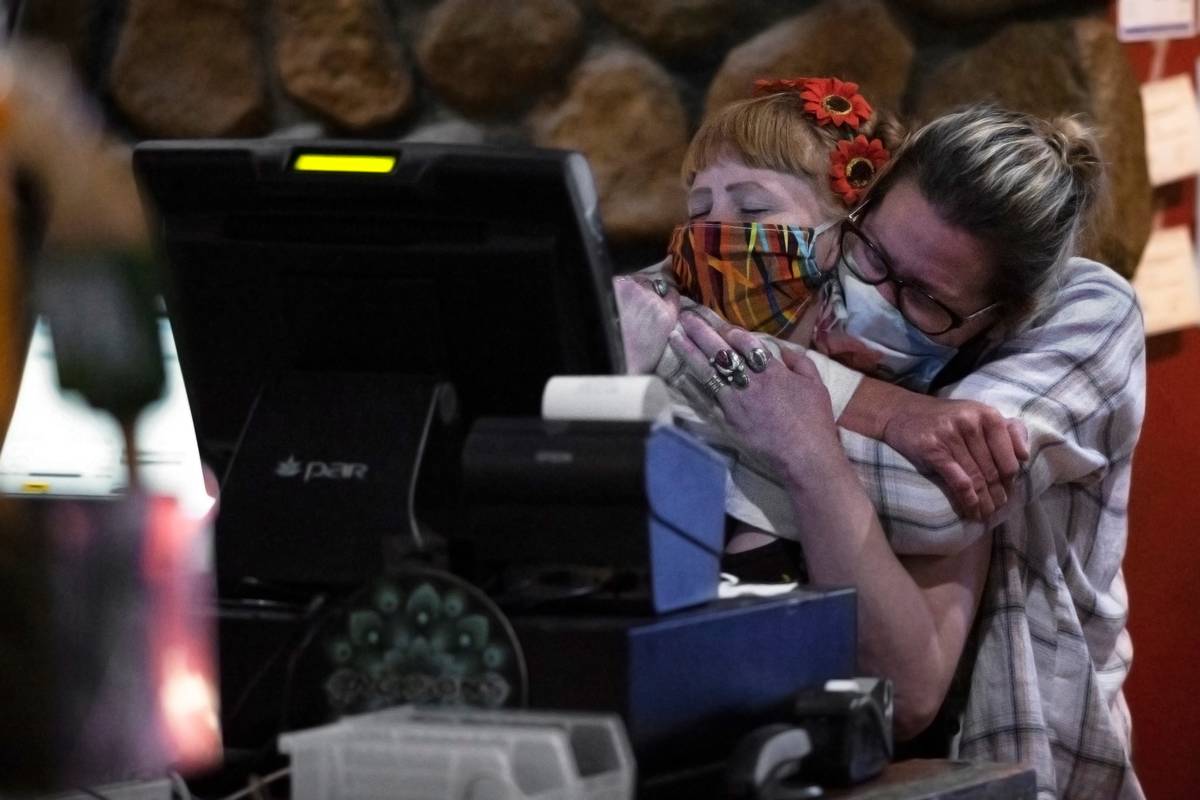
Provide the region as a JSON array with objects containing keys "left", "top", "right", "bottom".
[
  {"left": 293, "top": 153, "right": 396, "bottom": 174},
  {"left": 21, "top": 481, "right": 50, "bottom": 493}
]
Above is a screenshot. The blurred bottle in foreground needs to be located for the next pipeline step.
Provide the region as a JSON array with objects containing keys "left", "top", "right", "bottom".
[{"left": 0, "top": 45, "right": 221, "bottom": 791}]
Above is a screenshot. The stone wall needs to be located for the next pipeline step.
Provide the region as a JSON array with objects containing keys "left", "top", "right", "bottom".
[{"left": 12, "top": 0, "right": 1150, "bottom": 275}]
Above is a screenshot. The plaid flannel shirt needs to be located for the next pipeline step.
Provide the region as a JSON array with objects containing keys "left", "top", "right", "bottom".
[
  {"left": 637, "top": 256, "right": 1146, "bottom": 798},
  {"left": 636, "top": 257, "right": 1145, "bottom": 797},
  {"left": 833, "top": 257, "right": 1146, "bottom": 799}
]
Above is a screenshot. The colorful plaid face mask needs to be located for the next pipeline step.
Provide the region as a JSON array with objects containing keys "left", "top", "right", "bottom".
[{"left": 668, "top": 221, "right": 834, "bottom": 338}]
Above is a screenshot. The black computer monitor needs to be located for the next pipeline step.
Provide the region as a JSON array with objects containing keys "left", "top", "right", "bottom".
[{"left": 133, "top": 140, "right": 624, "bottom": 586}]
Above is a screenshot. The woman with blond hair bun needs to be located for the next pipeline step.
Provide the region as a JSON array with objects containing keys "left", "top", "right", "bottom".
[{"left": 662, "top": 103, "right": 1144, "bottom": 798}]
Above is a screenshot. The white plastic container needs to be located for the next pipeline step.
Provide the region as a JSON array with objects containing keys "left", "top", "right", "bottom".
[{"left": 279, "top": 707, "right": 635, "bottom": 800}]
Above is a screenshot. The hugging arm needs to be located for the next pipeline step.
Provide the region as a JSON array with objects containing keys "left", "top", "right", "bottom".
[{"left": 819, "top": 263, "right": 1146, "bottom": 557}]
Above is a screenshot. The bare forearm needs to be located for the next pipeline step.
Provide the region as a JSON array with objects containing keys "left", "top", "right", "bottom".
[
  {"left": 779, "top": 448, "right": 979, "bottom": 739},
  {"left": 836, "top": 374, "right": 899, "bottom": 439}
]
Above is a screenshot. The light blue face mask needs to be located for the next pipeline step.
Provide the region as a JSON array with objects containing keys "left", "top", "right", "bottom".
[{"left": 837, "top": 264, "right": 959, "bottom": 392}]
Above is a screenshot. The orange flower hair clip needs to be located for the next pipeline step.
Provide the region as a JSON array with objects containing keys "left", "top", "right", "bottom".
[
  {"left": 800, "top": 77, "right": 873, "bottom": 129},
  {"left": 831, "top": 135, "right": 890, "bottom": 205},
  {"left": 753, "top": 76, "right": 890, "bottom": 206}
]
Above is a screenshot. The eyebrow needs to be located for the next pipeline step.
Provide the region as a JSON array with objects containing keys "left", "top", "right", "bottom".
[
  {"left": 725, "top": 181, "right": 777, "bottom": 197},
  {"left": 860, "top": 217, "right": 950, "bottom": 300},
  {"left": 896, "top": 260, "right": 968, "bottom": 310}
]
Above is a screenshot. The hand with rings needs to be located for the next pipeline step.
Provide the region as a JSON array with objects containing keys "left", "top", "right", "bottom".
[
  {"left": 669, "top": 312, "right": 841, "bottom": 470},
  {"left": 613, "top": 273, "right": 680, "bottom": 374}
]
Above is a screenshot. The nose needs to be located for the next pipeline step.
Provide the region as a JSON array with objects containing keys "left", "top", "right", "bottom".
[
  {"left": 875, "top": 278, "right": 902, "bottom": 309},
  {"left": 705, "top": 191, "right": 737, "bottom": 221}
]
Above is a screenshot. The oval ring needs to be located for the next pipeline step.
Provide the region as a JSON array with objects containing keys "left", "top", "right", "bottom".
[
  {"left": 711, "top": 349, "right": 746, "bottom": 379},
  {"left": 746, "top": 348, "right": 770, "bottom": 373}
]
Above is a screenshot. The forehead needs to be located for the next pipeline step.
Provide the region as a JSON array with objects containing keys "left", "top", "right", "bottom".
[
  {"left": 689, "top": 158, "right": 835, "bottom": 225},
  {"left": 869, "top": 179, "right": 995, "bottom": 304},
  {"left": 691, "top": 159, "right": 813, "bottom": 197}
]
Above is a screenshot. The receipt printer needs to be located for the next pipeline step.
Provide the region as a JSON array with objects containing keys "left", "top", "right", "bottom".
[{"left": 454, "top": 418, "right": 727, "bottom": 614}]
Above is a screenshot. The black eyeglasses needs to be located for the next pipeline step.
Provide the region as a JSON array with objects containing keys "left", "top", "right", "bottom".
[{"left": 838, "top": 202, "right": 998, "bottom": 336}]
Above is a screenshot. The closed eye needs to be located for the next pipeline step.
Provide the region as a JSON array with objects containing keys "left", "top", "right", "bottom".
[
  {"left": 686, "top": 186, "right": 713, "bottom": 220},
  {"left": 888, "top": 263, "right": 935, "bottom": 295},
  {"left": 861, "top": 246, "right": 888, "bottom": 274}
]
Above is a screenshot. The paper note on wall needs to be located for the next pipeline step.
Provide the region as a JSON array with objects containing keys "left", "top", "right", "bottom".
[
  {"left": 1140, "top": 75, "right": 1200, "bottom": 186},
  {"left": 1131, "top": 226, "right": 1200, "bottom": 336},
  {"left": 1119, "top": 0, "right": 1196, "bottom": 41}
]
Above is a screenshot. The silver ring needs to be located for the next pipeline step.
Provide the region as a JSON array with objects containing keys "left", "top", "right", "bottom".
[
  {"left": 702, "top": 373, "right": 727, "bottom": 397},
  {"left": 747, "top": 348, "right": 769, "bottom": 373},
  {"left": 651, "top": 278, "right": 669, "bottom": 298},
  {"left": 731, "top": 370, "right": 750, "bottom": 389},
  {"left": 711, "top": 349, "right": 746, "bottom": 379}
]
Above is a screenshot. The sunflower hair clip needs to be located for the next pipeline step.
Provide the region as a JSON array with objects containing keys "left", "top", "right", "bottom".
[{"left": 753, "top": 76, "right": 891, "bottom": 207}]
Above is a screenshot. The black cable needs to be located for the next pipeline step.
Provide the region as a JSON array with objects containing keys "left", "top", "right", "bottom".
[
  {"left": 222, "top": 592, "right": 347, "bottom": 764},
  {"left": 405, "top": 382, "right": 447, "bottom": 552},
  {"left": 224, "top": 593, "right": 328, "bottom": 726},
  {"left": 276, "top": 593, "right": 354, "bottom": 732}
]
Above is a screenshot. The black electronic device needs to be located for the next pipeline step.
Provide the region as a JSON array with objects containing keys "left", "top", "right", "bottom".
[
  {"left": 212, "top": 373, "right": 458, "bottom": 586},
  {"left": 722, "top": 677, "right": 892, "bottom": 798},
  {"left": 726, "top": 724, "right": 821, "bottom": 800},
  {"left": 132, "top": 141, "right": 625, "bottom": 590},
  {"left": 791, "top": 677, "right": 893, "bottom": 787},
  {"left": 456, "top": 417, "right": 727, "bottom": 614}
]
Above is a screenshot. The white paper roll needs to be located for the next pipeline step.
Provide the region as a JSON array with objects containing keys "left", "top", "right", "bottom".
[{"left": 541, "top": 375, "right": 671, "bottom": 424}]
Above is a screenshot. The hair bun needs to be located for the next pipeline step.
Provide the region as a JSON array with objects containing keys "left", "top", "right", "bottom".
[
  {"left": 1044, "top": 115, "right": 1105, "bottom": 216},
  {"left": 1048, "top": 116, "right": 1102, "bottom": 179}
]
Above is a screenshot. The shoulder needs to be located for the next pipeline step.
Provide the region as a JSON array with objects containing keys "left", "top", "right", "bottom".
[
  {"left": 1044, "top": 257, "right": 1138, "bottom": 317},
  {"left": 976, "top": 258, "right": 1144, "bottom": 393},
  {"left": 1014, "top": 257, "right": 1142, "bottom": 342}
]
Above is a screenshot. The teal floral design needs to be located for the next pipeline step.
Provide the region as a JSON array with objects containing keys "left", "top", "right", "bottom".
[{"left": 322, "top": 574, "right": 517, "bottom": 714}]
